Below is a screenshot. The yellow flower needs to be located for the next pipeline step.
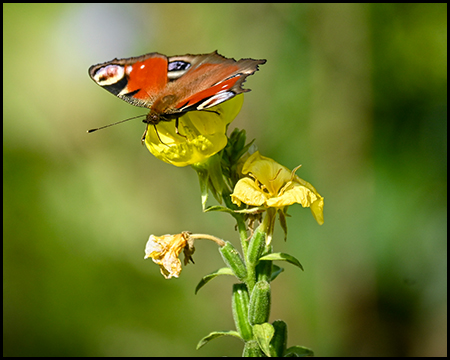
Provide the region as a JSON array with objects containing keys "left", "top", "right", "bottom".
[
  {"left": 144, "top": 232, "right": 194, "bottom": 279},
  {"left": 145, "top": 95, "right": 244, "bottom": 167},
  {"left": 231, "top": 151, "right": 324, "bottom": 225}
]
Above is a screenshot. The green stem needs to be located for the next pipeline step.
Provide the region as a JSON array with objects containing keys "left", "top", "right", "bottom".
[
  {"left": 238, "top": 219, "right": 249, "bottom": 255},
  {"left": 221, "top": 188, "right": 249, "bottom": 257},
  {"left": 245, "top": 213, "right": 271, "bottom": 292}
]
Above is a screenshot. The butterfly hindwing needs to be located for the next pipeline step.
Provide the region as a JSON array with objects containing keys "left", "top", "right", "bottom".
[{"left": 166, "top": 52, "right": 266, "bottom": 113}]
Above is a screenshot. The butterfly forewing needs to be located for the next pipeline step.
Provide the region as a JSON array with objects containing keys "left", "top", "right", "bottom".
[{"left": 89, "top": 53, "right": 168, "bottom": 109}]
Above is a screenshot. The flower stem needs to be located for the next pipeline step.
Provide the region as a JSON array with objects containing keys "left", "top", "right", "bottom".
[{"left": 189, "top": 233, "right": 225, "bottom": 247}]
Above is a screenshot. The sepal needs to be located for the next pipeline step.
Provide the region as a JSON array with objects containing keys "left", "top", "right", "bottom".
[
  {"left": 222, "top": 128, "right": 255, "bottom": 187},
  {"left": 192, "top": 153, "right": 226, "bottom": 210}
]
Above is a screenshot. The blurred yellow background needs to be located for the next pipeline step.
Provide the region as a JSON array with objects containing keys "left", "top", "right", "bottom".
[{"left": 3, "top": 3, "right": 447, "bottom": 356}]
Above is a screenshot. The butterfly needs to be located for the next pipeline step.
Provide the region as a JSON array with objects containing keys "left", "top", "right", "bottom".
[{"left": 88, "top": 51, "right": 266, "bottom": 140}]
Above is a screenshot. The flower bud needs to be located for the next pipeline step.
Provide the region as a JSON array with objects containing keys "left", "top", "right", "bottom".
[
  {"left": 248, "top": 280, "right": 271, "bottom": 325},
  {"left": 246, "top": 225, "right": 266, "bottom": 267},
  {"left": 270, "top": 320, "right": 287, "bottom": 356},
  {"left": 242, "top": 340, "right": 264, "bottom": 357},
  {"left": 219, "top": 241, "right": 247, "bottom": 282},
  {"left": 232, "top": 284, "right": 252, "bottom": 341}
]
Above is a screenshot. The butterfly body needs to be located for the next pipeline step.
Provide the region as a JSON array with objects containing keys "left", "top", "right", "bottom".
[{"left": 89, "top": 51, "right": 266, "bottom": 126}]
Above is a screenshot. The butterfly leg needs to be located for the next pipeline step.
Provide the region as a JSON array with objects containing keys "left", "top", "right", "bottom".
[
  {"left": 141, "top": 124, "right": 167, "bottom": 146},
  {"left": 141, "top": 125, "right": 148, "bottom": 145},
  {"left": 202, "top": 109, "right": 220, "bottom": 116},
  {"left": 174, "top": 118, "right": 188, "bottom": 140},
  {"left": 153, "top": 124, "right": 170, "bottom": 145}
]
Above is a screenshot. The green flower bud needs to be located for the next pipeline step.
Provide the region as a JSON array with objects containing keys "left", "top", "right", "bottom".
[
  {"left": 246, "top": 226, "right": 266, "bottom": 267},
  {"left": 242, "top": 340, "right": 264, "bottom": 357},
  {"left": 232, "top": 284, "right": 252, "bottom": 341},
  {"left": 270, "top": 320, "right": 287, "bottom": 356},
  {"left": 219, "top": 241, "right": 247, "bottom": 281},
  {"left": 248, "top": 280, "right": 271, "bottom": 325}
]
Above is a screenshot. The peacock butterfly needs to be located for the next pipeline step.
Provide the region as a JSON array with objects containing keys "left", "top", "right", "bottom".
[{"left": 88, "top": 51, "right": 266, "bottom": 138}]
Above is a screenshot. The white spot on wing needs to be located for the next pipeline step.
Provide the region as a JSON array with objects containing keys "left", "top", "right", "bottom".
[
  {"left": 94, "top": 65, "right": 125, "bottom": 86},
  {"left": 196, "top": 91, "right": 235, "bottom": 110}
]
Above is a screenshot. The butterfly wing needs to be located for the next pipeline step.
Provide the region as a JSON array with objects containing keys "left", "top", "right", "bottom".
[
  {"left": 88, "top": 52, "right": 169, "bottom": 109},
  {"left": 89, "top": 51, "right": 266, "bottom": 116},
  {"left": 159, "top": 51, "right": 266, "bottom": 114}
]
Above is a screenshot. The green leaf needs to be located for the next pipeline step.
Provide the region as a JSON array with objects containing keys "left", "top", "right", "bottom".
[
  {"left": 270, "top": 264, "right": 284, "bottom": 281},
  {"left": 194, "top": 267, "right": 234, "bottom": 294},
  {"left": 284, "top": 345, "right": 314, "bottom": 357},
  {"left": 203, "top": 205, "right": 236, "bottom": 214},
  {"left": 253, "top": 323, "right": 275, "bottom": 357},
  {"left": 259, "top": 253, "right": 304, "bottom": 271},
  {"left": 196, "top": 330, "right": 242, "bottom": 350}
]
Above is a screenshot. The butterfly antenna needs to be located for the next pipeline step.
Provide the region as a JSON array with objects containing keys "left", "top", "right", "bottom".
[{"left": 87, "top": 114, "right": 146, "bottom": 133}]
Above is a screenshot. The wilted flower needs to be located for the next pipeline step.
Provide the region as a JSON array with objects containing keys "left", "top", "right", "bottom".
[{"left": 144, "top": 232, "right": 195, "bottom": 279}]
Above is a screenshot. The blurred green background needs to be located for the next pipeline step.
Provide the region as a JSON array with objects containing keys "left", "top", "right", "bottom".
[{"left": 3, "top": 3, "right": 447, "bottom": 356}]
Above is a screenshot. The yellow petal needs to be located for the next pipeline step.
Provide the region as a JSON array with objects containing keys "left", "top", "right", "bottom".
[
  {"left": 158, "top": 250, "right": 182, "bottom": 279},
  {"left": 144, "top": 233, "right": 189, "bottom": 279},
  {"left": 310, "top": 196, "right": 324, "bottom": 225},
  {"left": 231, "top": 177, "right": 269, "bottom": 206},
  {"left": 266, "top": 182, "right": 318, "bottom": 208},
  {"left": 241, "top": 151, "right": 291, "bottom": 195},
  {"left": 145, "top": 95, "right": 244, "bottom": 167},
  {"left": 235, "top": 151, "right": 325, "bottom": 225}
]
